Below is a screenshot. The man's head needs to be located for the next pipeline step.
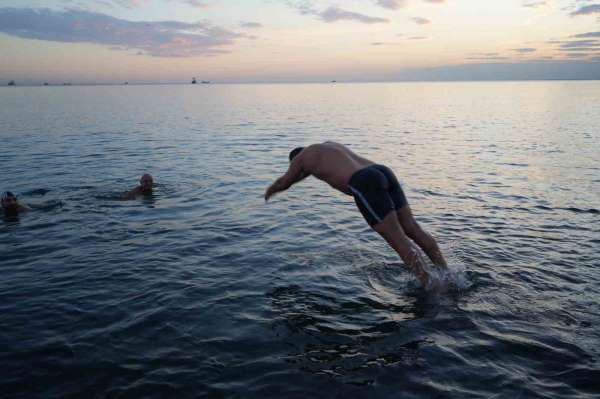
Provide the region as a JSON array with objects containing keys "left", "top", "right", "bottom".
[
  {"left": 139, "top": 174, "right": 154, "bottom": 192},
  {"left": 289, "top": 147, "right": 304, "bottom": 162},
  {"left": 1, "top": 191, "right": 18, "bottom": 214}
]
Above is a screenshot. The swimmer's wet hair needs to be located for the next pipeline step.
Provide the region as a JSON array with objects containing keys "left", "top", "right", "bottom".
[
  {"left": 2, "top": 191, "right": 16, "bottom": 201},
  {"left": 289, "top": 147, "right": 304, "bottom": 161}
]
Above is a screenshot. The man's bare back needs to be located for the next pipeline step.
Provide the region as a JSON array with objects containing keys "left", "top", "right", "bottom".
[
  {"left": 265, "top": 142, "right": 448, "bottom": 288},
  {"left": 298, "top": 142, "right": 374, "bottom": 195}
]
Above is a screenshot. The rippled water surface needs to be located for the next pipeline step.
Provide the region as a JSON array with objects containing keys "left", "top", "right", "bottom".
[{"left": 1, "top": 82, "right": 599, "bottom": 398}]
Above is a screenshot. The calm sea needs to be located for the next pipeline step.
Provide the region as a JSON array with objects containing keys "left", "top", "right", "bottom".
[{"left": 1, "top": 82, "right": 599, "bottom": 398}]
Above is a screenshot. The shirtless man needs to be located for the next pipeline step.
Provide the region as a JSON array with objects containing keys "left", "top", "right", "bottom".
[
  {"left": 264, "top": 142, "right": 447, "bottom": 286},
  {"left": 121, "top": 174, "right": 154, "bottom": 200},
  {"left": 1, "top": 191, "right": 31, "bottom": 216}
]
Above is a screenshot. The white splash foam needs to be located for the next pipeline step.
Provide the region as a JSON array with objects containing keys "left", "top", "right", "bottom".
[{"left": 423, "top": 248, "right": 472, "bottom": 292}]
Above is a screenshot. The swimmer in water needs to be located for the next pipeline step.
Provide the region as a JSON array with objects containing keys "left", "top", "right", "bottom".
[
  {"left": 1, "top": 191, "right": 31, "bottom": 216},
  {"left": 265, "top": 142, "right": 447, "bottom": 286},
  {"left": 121, "top": 174, "right": 154, "bottom": 200}
]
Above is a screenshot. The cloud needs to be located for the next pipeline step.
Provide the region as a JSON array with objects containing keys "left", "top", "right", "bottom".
[
  {"left": 512, "top": 47, "right": 537, "bottom": 53},
  {"left": 408, "top": 36, "right": 427, "bottom": 40},
  {"left": 286, "top": 1, "right": 388, "bottom": 24},
  {"left": 374, "top": 0, "right": 406, "bottom": 9},
  {"left": 391, "top": 61, "right": 600, "bottom": 81},
  {"left": 104, "top": 0, "right": 151, "bottom": 8},
  {"left": 573, "top": 31, "right": 600, "bottom": 38},
  {"left": 561, "top": 47, "right": 600, "bottom": 51},
  {"left": 371, "top": 41, "right": 402, "bottom": 45},
  {"left": 373, "top": 0, "right": 445, "bottom": 8},
  {"left": 0, "top": 7, "right": 243, "bottom": 57},
  {"left": 560, "top": 40, "right": 600, "bottom": 48},
  {"left": 240, "top": 21, "right": 262, "bottom": 28},
  {"left": 412, "top": 17, "right": 431, "bottom": 24},
  {"left": 523, "top": 1, "right": 546, "bottom": 8},
  {"left": 466, "top": 52, "right": 509, "bottom": 61},
  {"left": 570, "top": 4, "right": 600, "bottom": 16},
  {"left": 551, "top": 33, "right": 600, "bottom": 58},
  {"left": 181, "top": 0, "right": 208, "bottom": 7},
  {"left": 466, "top": 56, "right": 510, "bottom": 61},
  {"left": 527, "top": 39, "right": 596, "bottom": 60},
  {"left": 286, "top": 0, "right": 447, "bottom": 23},
  {"left": 319, "top": 6, "right": 388, "bottom": 23},
  {"left": 108, "top": 0, "right": 208, "bottom": 8}
]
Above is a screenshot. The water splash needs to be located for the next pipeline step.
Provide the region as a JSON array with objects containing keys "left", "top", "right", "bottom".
[{"left": 424, "top": 251, "right": 472, "bottom": 292}]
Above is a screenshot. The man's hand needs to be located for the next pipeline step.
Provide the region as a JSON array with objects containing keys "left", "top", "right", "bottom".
[
  {"left": 264, "top": 181, "right": 281, "bottom": 202},
  {"left": 264, "top": 187, "right": 272, "bottom": 202},
  {"left": 264, "top": 155, "right": 308, "bottom": 203}
]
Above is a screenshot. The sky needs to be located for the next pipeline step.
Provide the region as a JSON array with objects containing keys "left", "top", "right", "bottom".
[{"left": 0, "top": 0, "right": 599, "bottom": 83}]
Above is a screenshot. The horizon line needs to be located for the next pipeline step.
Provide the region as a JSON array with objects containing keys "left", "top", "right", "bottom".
[{"left": 3, "top": 78, "right": 600, "bottom": 87}]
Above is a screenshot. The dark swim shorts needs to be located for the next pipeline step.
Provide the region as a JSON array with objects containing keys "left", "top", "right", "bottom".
[{"left": 348, "top": 164, "right": 408, "bottom": 226}]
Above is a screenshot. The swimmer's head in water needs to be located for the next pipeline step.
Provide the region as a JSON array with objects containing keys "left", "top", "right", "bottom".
[
  {"left": 1, "top": 191, "right": 18, "bottom": 213},
  {"left": 289, "top": 147, "right": 304, "bottom": 162},
  {"left": 140, "top": 174, "right": 154, "bottom": 192}
]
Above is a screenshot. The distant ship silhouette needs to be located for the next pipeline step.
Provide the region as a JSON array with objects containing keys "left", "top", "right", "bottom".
[
  {"left": 8, "top": 80, "right": 15, "bottom": 86},
  {"left": 192, "top": 78, "right": 211, "bottom": 84}
]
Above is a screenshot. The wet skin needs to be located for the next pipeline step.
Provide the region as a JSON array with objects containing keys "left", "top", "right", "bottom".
[
  {"left": 265, "top": 142, "right": 447, "bottom": 287},
  {"left": 121, "top": 174, "right": 154, "bottom": 200},
  {"left": 1, "top": 196, "right": 31, "bottom": 215}
]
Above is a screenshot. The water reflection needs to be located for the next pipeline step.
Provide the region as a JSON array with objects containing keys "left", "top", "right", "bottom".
[
  {"left": 268, "top": 281, "right": 459, "bottom": 384},
  {"left": 140, "top": 192, "right": 156, "bottom": 208},
  {"left": 2, "top": 213, "right": 20, "bottom": 224},
  {"left": 1, "top": 82, "right": 599, "bottom": 398}
]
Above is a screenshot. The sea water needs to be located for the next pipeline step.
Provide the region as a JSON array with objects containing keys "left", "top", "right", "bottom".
[{"left": 1, "top": 82, "right": 599, "bottom": 398}]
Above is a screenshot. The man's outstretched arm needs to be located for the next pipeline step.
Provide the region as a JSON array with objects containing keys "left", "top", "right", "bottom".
[
  {"left": 265, "top": 158, "right": 308, "bottom": 201},
  {"left": 18, "top": 204, "right": 32, "bottom": 212},
  {"left": 119, "top": 187, "right": 140, "bottom": 200}
]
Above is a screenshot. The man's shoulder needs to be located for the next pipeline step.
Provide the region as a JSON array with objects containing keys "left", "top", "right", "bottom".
[
  {"left": 307, "top": 141, "right": 337, "bottom": 153},
  {"left": 299, "top": 144, "right": 322, "bottom": 161},
  {"left": 120, "top": 186, "right": 141, "bottom": 200}
]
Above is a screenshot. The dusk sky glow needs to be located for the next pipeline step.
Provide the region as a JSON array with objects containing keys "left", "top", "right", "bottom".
[{"left": 1, "top": 0, "right": 599, "bottom": 83}]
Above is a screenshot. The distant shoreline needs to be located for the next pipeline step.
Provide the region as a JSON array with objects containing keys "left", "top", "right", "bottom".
[{"left": 2, "top": 79, "right": 600, "bottom": 88}]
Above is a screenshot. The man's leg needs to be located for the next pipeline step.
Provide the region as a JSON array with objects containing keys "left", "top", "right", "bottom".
[
  {"left": 372, "top": 164, "right": 446, "bottom": 268},
  {"left": 396, "top": 205, "right": 447, "bottom": 267},
  {"left": 372, "top": 212, "right": 430, "bottom": 286},
  {"left": 349, "top": 165, "right": 431, "bottom": 285}
]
